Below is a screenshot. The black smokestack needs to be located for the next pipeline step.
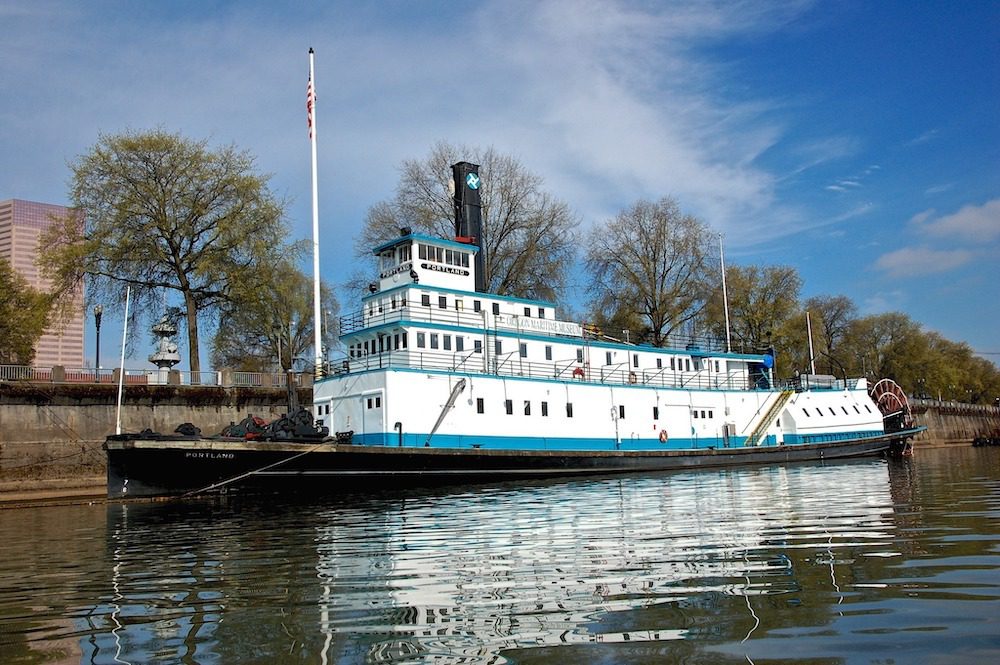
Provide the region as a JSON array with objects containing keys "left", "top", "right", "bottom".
[{"left": 452, "top": 161, "right": 486, "bottom": 292}]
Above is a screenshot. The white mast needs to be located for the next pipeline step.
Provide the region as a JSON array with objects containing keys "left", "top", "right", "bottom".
[
  {"left": 719, "top": 233, "right": 732, "bottom": 353},
  {"left": 308, "top": 48, "right": 323, "bottom": 376},
  {"left": 806, "top": 310, "right": 817, "bottom": 375},
  {"left": 115, "top": 285, "right": 131, "bottom": 435}
]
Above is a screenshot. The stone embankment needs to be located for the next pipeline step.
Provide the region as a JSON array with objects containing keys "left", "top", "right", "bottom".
[
  {"left": 909, "top": 398, "right": 1000, "bottom": 446},
  {"left": 1, "top": 381, "right": 311, "bottom": 503}
]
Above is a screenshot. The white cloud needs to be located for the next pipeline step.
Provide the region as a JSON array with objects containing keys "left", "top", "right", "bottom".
[
  {"left": 875, "top": 246, "right": 974, "bottom": 278},
  {"left": 915, "top": 199, "right": 1000, "bottom": 242}
]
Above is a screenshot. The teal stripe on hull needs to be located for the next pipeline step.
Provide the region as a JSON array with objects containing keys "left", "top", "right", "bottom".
[{"left": 352, "top": 430, "right": 885, "bottom": 451}]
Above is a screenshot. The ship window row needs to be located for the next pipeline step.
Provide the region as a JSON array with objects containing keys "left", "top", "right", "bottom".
[
  {"left": 366, "top": 396, "right": 382, "bottom": 409},
  {"left": 802, "top": 404, "right": 872, "bottom": 418},
  {"left": 415, "top": 332, "right": 476, "bottom": 353},
  {"left": 497, "top": 399, "right": 561, "bottom": 417},
  {"left": 417, "top": 243, "right": 470, "bottom": 267},
  {"left": 692, "top": 409, "right": 714, "bottom": 419},
  {"left": 348, "top": 332, "right": 409, "bottom": 357},
  {"left": 378, "top": 244, "right": 413, "bottom": 270}
]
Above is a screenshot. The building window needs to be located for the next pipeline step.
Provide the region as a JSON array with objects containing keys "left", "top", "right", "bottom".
[
  {"left": 653, "top": 406, "right": 659, "bottom": 420},
  {"left": 476, "top": 398, "right": 484, "bottom": 414},
  {"left": 456, "top": 337, "right": 464, "bottom": 352},
  {"left": 438, "top": 295, "right": 447, "bottom": 309},
  {"left": 421, "top": 294, "right": 430, "bottom": 307},
  {"left": 430, "top": 333, "right": 439, "bottom": 349},
  {"left": 474, "top": 340, "right": 483, "bottom": 353},
  {"left": 619, "top": 405, "right": 626, "bottom": 419},
  {"left": 545, "top": 345, "right": 552, "bottom": 360},
  {"left": 519, "top": 343, "right": 527, "bottom": 358},
  {"left": 566, "top": 402, "right": 574, "bottom": 418},
  {"left": 492, "top": 303, "right": 500, "bottom": 315},
  {"left": 524, "top": 400, "right": 531, "bottom": 415},
  {"left": 505, "top": 399, "right": 513, "bottom": 415},
  {"left": 541, "top": 401, "right": 549, "bottom": 416}
]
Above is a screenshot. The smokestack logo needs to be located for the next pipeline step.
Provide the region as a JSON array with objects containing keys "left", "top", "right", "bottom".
[{"left": 466, "top": 172, "right": 481, "bottom": 190}]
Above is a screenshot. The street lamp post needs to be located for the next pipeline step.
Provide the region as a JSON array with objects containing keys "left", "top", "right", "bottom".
[{"left": 93, "top": 305, "right": 103, "bottom": 373}]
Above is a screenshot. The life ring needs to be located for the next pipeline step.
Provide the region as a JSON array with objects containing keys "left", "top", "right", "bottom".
[
  {"left": 572, "top": 367, "right": 585, "bottom": 379},
  {"left": 658, "top": 429, "right": 668, "bottom": 443},
  {"left": 628, "top": 372, "right": 637, "bottom": 384}
]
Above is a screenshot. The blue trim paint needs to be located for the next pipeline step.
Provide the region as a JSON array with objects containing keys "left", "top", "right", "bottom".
[{"left": 349, "top": 430, "right": 885, "bottom": 451}]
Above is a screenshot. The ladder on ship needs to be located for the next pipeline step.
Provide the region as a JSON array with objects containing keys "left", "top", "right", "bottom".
[{"left": 744, "top": 389, "right": 794, "bottom": 447}]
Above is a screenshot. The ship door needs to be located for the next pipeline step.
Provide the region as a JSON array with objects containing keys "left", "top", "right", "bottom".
[{"left": 361, "top": 390, "right": 387, "bottom": 446}]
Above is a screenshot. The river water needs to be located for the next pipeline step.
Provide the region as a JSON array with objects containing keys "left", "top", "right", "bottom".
[{"left": 1, "top": 446, "right": 998, "bottom": 664}]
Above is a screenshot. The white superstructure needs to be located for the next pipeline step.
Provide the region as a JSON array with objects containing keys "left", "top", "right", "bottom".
[{"left": 313, "top": 230, "right": 885, "bottom": 452}]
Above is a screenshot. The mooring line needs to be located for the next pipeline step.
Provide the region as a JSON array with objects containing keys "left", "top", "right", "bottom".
[{"left": 179, "top": 440, "right": 333, "bottom": 498}]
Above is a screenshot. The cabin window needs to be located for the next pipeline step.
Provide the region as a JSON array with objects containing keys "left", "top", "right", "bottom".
[
  {"left": 430, "top": 333, "right": 439, "bottom": 349},
  {"left": 566, "top": 403, "right": 574, "bottom": 418},
  {"left": 802, "top": 408, "right": 810, "bottom": 417},
  {"left": 474, "top": 340, "right": 483, "bottom": 353},
  {"left": 842, "top": 406, "right": 849, "bottom": 415},
  {"left": 421, "top": 294, "right": 430, "bottom": 307},
  {"left": 474, "top": 300, "right": 482, "bottom": 313},
  {"left": 438, "top": 296, "right": 447, "bottom": 309},
  {"left": 393, "top": 334, "right": 399, "bottom": 350},
  {"left": 538, "top": 307, "right": 545, "bottom": 319},
  {"left": 402, "top": 332, "right": 408, "bottom": 348},
  {"left": 853, "top": 405, "right": 861, "bottom": 414},
  {"left": 817, "top": 408, "right": 824, "bottom": 417},
  {"left": 542, "top": 401, "right": 549, "bottom": 416},
  {"left": 865, "top": 405, "right": 873, "bottom": 413},
  {"left": 456, "top": 337, "right": 465, "bottom": 352},
  {"left": 492, "top": 303, "right": 500, "bottom": 315},
  {"left": 708, "top": 410, "right": 713, "bottom": 419},
  {"left": 577, "top": 349, "right": 584, "bottom": 362},
  {"left": 399, "top": 244, "right": 411, "bottom": 262},
  {"left": 524, "top": 401, "right": 531, "bottom": 416},
  {"left": 685, "top": 359, "right": 691, "bottom": 372},
  {"left": 455, "top": 299, "right": 463, "bottom": 311},
  {"left": 495, "top": 340, "right": 502, "bottom": 355},
  {"left": 619, "top": 405, "right": 626, "bottom": 419},
  {"left": 693, "top": 410, "right": 699, "bottom": 419},
  {"left": 378, "top": 300, "right": 384, "bottom": 314},
  {"left": 505, "top": 399, "right": 513, "bottom": 415},
  {"left": 829, "top": 408, "right": 836, "bottom": 416},
  {"left": 391, "top": 296, "right": 397, "bottom": 310},
  {"left": 519, "top": 343, "right": 527, "bottom": 358},
  {"left": 633, "top": 354, "right": 639, "bottom": 368},
  {"left": 605, "top": 351, "right": 612, "bottom": 365},
  {"left": 671, "top": 358, "right": 676, "bottom": 370},
  {"left": 545, "top": 345, "right": 552, "bottom": 360},
  {"left": 657, "top": 358, "right": 662, "bottom": 369},
  {"left": 443, "top": 335, "right": 452, "bottom": 351},
  {"left": 653, "top": 406, "right": 659, "bottom": 420},
  {"left": 524, "top": 307, "right": 531, "bottom": 316},
  {"left": 418, "top": 244, "right": 428, "bottom": 260},
  {"left": 715, "top": 361, "right": 720, "bottom": 372},
  {"left": 476, "top": 398, "right": 484, "bottom": 414}
]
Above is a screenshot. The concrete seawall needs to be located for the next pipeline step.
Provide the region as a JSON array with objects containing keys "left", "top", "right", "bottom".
[
  {"left": 1, "top": 382, "right": 311, "bottom": 496},
  {"left": 910, "top": 399, "right": 1000, "bottom": 446}
]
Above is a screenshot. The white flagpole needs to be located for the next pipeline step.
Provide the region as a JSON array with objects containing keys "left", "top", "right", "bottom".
[
  {"left": 719, "top": 233, "right": 732, "bottom": 354},
  {"left": 309, "top": 48, "right": 323, "bottom": 377},
  {"left": 806, "top": 310, "right": 817, "bottom": 375},
  {"left": 115, "top": 285, "right": 131, "bottom": 435}
]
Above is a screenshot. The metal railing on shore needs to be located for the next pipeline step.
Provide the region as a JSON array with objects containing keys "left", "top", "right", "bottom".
[{"left": 0, "top": 365, "right": 312, "bottom": 389}]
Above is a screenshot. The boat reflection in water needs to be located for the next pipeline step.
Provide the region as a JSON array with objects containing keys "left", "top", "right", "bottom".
[
  {"left": 19, "top": 450, "right": 988, "bottom": 664},
  {"left": 308, "top": 460, "right": 902, "bottom": 663}
]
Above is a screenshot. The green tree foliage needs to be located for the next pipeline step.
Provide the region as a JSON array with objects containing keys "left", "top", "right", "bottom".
[
  {"left": 211, "top": 249, "right": 338, "bottom": 372},
  {"left": 0, "top": 257, "right": 51, "bottom": 364},
  {"left": 803, "top": 294, "right": 857, "bottom": 374},
  {"left": 356, "top": 141, "right": 579, "bottom": 302},
  {"left": 41, "top": 129, "right": 287, "bottom": 373},
  {"left": 585, "top": 197, "right": 716, "bottom": 346},
  {"left": 704, "top": 264, "right": 803, "bottom": 355}
]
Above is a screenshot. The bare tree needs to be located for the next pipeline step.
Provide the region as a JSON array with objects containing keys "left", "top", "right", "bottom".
[
  {"left": 803, "top": 294, "right": 858, "bottom": 373},
  {"left": 41, "top": 129, "right": 287, "bottom": 373},
  {"left": 355, "top": 141, "right": 578, "bottom": 301},
  {"left": 585, "top": 197, "right": 716, "bottom": 346}
]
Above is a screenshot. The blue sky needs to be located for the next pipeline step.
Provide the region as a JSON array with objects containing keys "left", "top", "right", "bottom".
[{"left": 1, "top": 0, "right": 997, "bottom": 368}]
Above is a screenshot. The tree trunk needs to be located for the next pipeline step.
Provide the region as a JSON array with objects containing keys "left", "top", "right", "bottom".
[{"left": 184, "top": 293, "right": 201, "bottom": 377}]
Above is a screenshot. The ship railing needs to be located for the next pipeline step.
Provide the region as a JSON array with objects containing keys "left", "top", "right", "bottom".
[
  {"left": 0, "top": 364, "right": 312, "bottom": 389},
  {"left": 340, "top": 305, "right": 487, "bottom": 336},
  {"left": 336, "top": 352, "right": 767, "bottom": 392}
]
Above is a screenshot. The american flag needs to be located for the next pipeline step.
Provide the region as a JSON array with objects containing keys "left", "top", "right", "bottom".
[{"left": 306, "top": 75, "right": 314, "bottom": 139}]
